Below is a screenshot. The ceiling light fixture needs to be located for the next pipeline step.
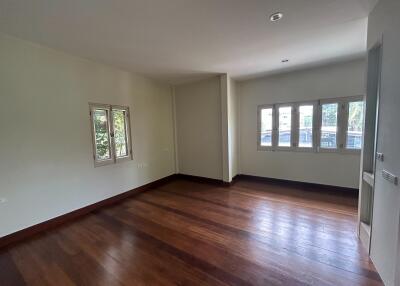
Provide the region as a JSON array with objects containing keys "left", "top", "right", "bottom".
[{"left": 270, "top": 12, "right": 283, "bottom": 22}]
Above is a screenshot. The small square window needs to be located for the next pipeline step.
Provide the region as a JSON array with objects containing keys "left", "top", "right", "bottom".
[{"left": 90, "top": 104, "right": 132, "bottom": 166}]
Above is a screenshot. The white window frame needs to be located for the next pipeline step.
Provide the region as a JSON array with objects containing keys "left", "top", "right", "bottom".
[
  {"left": 257, "top": 95, "right": 364, "bottom": 154},
  {"left": 257, "top": 104, "right": 275, "bottom": 151},
  {"left": 89, "top": 103, "right": 133, "bottom": 167},
  {"left": 342, "top": 96, "right": 365, "bottom": 154},
  {"left": 317, "top": 96, "right": 364, "bottom": 154},
  {"left": 295, "top": 101, "right": 318, "bottom": 152},
  {"left": 275, "top": 103, "right": 295, "bottom": 151},
  {"left": 317, "top": 98, "right": 342, "bottom": 153}
]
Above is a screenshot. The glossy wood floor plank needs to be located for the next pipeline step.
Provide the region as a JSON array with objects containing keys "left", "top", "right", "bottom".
[
  {"left": 0, "top": 178, "right": 383, "bottom": 285},
  {"left": 125, "top": 198, "right": 375, "bottom": 276}
]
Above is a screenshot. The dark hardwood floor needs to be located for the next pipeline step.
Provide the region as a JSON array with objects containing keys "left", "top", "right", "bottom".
[{"left": 0, "top": 178, "right": 383, "bottom": 286}]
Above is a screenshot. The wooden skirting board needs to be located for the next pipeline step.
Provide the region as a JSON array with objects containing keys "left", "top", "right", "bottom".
[
  {"left": 174, "top": 174, "right": 228, "bottom": 186},
  {"left": 0, "top": 173, "right": 358, "bottom": 249},
  {"left": 175, "top": 173, "right": 358, "bottom": 196},
  {"left": 0, "top": 174, "right": 177, "bottom": 250},
  {"left": 235, "top": 174, "right": 359, "bottom": 197}
]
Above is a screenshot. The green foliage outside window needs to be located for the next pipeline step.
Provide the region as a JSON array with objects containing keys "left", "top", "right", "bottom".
[
  {"left": 113, "top": 110, "right": 128, "bottom": 157},
  {"left": 348, "top": 101, "right": 364, "bottom": 132},
  {"left": 322, "top": 103, "right": 338, "bottom": 127},
  {"left": 92, "top": 105, "right": 131, "bottom": 163},
  {"left": 94, "top": 110, "right": 111, "bottom": 160}
]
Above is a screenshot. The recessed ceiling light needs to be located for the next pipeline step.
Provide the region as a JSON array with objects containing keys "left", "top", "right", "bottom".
[
  {"left": 281, "top": 59, "right": 289, "bottom": 63},
  {"left": 270, "top": 12, "right": 283, "bottom": 22}
]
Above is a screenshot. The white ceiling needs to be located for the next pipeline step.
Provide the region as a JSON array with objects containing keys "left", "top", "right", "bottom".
[{"left": 0, "top": 0, "right": 378, "bottom": 84}]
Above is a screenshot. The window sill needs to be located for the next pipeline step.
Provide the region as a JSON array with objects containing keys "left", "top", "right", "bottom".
[{"left": 257, "top": 146, "right": 361, "bottom": 154}]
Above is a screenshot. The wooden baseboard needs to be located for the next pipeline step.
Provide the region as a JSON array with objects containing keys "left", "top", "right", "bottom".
[
  {"left": 175, "top": 174, "right": 228, "bottom": 186},
  {"left": 174, "top": 174, "right": 357, "bottom": 196},
  {"left": 0, "top": 174, "right": 177, "bottom": 250},
  {"left": 235, "top": 174, "right": 358, "bottom": 197},
  {"left": 174, "top": 174, "right": 242, "bottom": 187},
  {"left": 230, "top": 174, "right": 240, "bottom": 185}
]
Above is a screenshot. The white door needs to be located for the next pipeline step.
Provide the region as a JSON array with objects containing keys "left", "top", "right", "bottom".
[{"left": 368, "top": 1, "right": 400, "bottom": 286}]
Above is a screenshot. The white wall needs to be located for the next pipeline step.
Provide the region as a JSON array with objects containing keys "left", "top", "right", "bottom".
[
  {"left": 228, "top": 76, "right": 239, "bottom": 180},
  {"left": 367, "top": 1, "right": 400, "bottom": 285},
  {"left": 239, "top": 59, "right": 365, "bottom": 188},
  {"left": 220, "top": 74, "right": 239, "bottom": 182},
  {"left": 174, "top": 76, "right": 223, "bottom": 180},
  {"left": 0, "top": 33, "right": 175, "bottom": 237}
]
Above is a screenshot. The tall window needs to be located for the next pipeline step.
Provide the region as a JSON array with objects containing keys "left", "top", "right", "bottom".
[
  {"left": 298, "top": 105, "right": 314, "bottom": 148},
  {"left": 90, "top": 104, "right": 132, "bottom": 166},
  {"left": 320, "top": 103, "right": 338, "bottom": 149},
  {"left": 260, "top": 107, "right": 273, "bottom": 147},
  {"left": 93, "top": 108, "right": 112, "bottom": 161},
  {"left": 278, "top": 106, "right": 292, "bottom": 147},
  {"left": 346, "top": 101, "right": 364, "bottom": 149},
  {"left": 113, "top": 109, "right": 129, "bottom": 157}
]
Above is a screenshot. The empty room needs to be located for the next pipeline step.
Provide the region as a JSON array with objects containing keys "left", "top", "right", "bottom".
[{"left": 1, "top": 0, "right": 399, "bottom": 285}]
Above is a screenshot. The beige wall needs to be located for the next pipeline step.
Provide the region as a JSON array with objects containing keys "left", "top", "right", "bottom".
[
  {"left": 0, "top": 33, "right": 175, "bottom": 237},
  {"left": 228, "top": 76, "right": 239, "bottom": 180},
  {"left": 173, "top": 60, "right": 365, "bottom": 187},
  {"left": 221, "top": 74, "right": 239, "bottom": 182},
  {"left": 367, "top": 1, "right": 400, "bottom": 285},
  {"left": 174, "top": 76, "right": 223, "bottom": 180},
  {"left": 239, "top": 59, "right": 366, "bottom": 188},
  {"left": 0, "top": 30, "right": 372, "bottom": 242},
  {"left": 220, "top": 75, "right": 229, "bottom": 182}
]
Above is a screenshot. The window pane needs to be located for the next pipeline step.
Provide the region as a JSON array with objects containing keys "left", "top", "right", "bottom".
[
  {"left": 278, "top": 106, "right": 292, "bottom": 147},
  {"left": 113, "top": 110, "right": 128, "bottom": 158},
  {"left": 299, "top": 105, "right": 313, "bottom": 148},
  {"left": 260, "top": 108, "right": 273, "bottom": 146},
  {"left": 347, "top": 101, "right": 364, "bottom": 149},
  {"left": 93, "top": 109, "right": 111, "bottom": 160},
  {"left": 320, "top": 103, "right": 338, "bottom": 149}
]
